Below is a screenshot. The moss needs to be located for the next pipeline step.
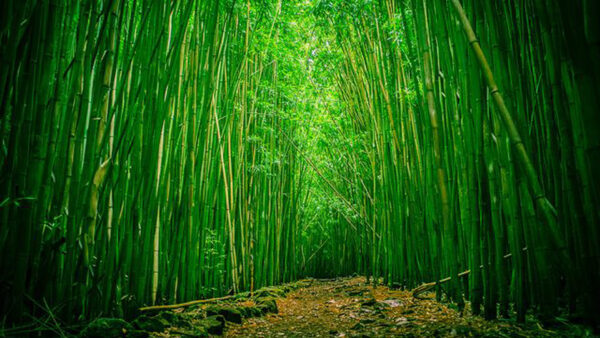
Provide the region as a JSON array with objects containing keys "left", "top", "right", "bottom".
[
  {"left": 132, "top": 314, "right": 169, "bottom": 332},
  {"left": 199, "top": 315, "right": 226, "bottom": 335},
  {"left": 126, "top": 330, "right": 150, "bottom": 338},
  {"left": 171, "top": 327, "right": 208, "bottom": 338},
  {"left": 205, "top": 305, "right": 242, "bottom": 323},
  {"left": 233, "top": 291, "right": 252, "bottom": 300},
  {"left": 256, "top": 297, "right": 278, "bottom": 314},
  {"left": 240, "top": 306, "right": 263, "bottom": 318},
  {"left": 79, "top": 318, "right": 133, "bottom": 338},
  {"left": 157, "top": 311, "right": 178, "bottom": 322},
  {"left": 254, "top": 287, "right": 286, "bottom": 299}
]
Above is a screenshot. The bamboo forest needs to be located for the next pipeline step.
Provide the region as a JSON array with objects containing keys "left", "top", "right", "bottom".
[{"left": 1, "top": 0, "right": 599, "bottom": 336}]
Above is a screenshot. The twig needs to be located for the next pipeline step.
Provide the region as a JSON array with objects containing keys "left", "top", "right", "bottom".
[
  {"left": 43, "top": 298, "right": 66, "bottom": 337},
  {"left": 23, "top": 294, "right": 67, "bottom": 337}
]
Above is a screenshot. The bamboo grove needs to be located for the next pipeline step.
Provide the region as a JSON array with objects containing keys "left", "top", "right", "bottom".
[
  {"left": 1, "top": 0, "right": 599, "bottom": 328},
  {"left": 0, "top": 0, "right": 316, "bottom": 323},
  {"left": 311, "top": 0, "right": 600, "bottom": 324}
]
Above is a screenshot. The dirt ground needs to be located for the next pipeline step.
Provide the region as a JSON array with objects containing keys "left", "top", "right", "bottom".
[{"left": 224, "top": 277, "right": 592, "bottom": 337}]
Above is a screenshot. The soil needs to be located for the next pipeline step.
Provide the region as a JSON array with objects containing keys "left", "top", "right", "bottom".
[{"left": 223, "top": 277, "right": 592, "bottom": 337}]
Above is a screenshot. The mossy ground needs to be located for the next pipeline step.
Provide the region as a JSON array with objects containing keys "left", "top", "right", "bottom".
[{"left": 76, "top": 277, "right": 595, "bottom": 337}]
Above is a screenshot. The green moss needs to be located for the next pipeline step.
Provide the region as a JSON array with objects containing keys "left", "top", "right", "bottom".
[
  {"left": 256, "top": 297, "right": 278, "bottom": 314},
  {"left": 240, "top": 306, "right": 263, "bottom": 318},
  {"left": 79, "top": 318, "right": 133, "bottom": 338},
  {"left": 205, "top": 305, "right": 243, "bottom": 323},
  {"left": 254, "top": 287, "right": 286, "bottom": 299},
  {"left": 199, "top": 315, "right": 225, "bottom": 335},
  {"left": 132, "top": 314, "right": 169, "bottom": 332},
  {"left": 171, "top": 327, "right": 208, "bottom": 338}
]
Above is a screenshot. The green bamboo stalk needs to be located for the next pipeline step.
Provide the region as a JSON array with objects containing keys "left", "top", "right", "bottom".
[{"left": 450, "top": 0, "right": 563, "bottom": 251}]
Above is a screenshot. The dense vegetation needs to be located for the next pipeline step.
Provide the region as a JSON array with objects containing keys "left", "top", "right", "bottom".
[{"left": 1, "top": 0, "right": 599, "bottom": 329}]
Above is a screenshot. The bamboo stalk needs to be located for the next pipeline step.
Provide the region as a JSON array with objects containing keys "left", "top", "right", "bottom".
[
  {"left": 450, "top": 0, "right": 563, "bottom": 251},
  {"left": 139, "top": 295, "right": 236, "bottom": 312},
  {"left": 412, "top": 250, "right": 524, "bottom": 299}
]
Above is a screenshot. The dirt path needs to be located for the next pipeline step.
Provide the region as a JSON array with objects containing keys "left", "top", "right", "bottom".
[
  {"left": 105, "top": 276, "right": 593, "bottom": 337},
  {"left": 224, "top": 277, "right": 581, "bottom": 337}
]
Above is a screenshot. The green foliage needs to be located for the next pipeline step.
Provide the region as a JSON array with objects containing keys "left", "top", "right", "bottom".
[{"left": 0, "top": 0, "right": 599, "bottom": 328}]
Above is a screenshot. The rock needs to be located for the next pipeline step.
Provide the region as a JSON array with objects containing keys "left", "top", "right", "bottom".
[
  {"left": 206, "top": 305, "right": 242, "bottom": 323},
  {"left": 199, "top": 315, "right": 225, "bottom": 335},
  {"left": 254, "top": 287, "right": 286, "bottom": 299},
  {"left": 240, "top": 305, "right": 263, "bottom": 318},
  {"left": 153, "top": 311, "right": 191, "bottom": 329},
  {"left": 381, "top": 299, "right": 401, "bottom": 308},
  {"left": 132, "top": 314, "right": 169, "bottom": 332},
  {"left": 395, "top": 317, "right": 410, "bottom": 327},
  {"left": 79, "top": 318, "right": 133, "bottom": 338},
  {"left": 256, "top": 297, "right": 278, "bottom": 314}
]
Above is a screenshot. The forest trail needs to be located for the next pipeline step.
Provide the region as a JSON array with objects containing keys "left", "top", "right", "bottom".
[
  {"left": 220, "top": 277, "right": 569, "bottom": 337},
  {"left": 63, "top": 276, "right": 593, "bottom": 337}
]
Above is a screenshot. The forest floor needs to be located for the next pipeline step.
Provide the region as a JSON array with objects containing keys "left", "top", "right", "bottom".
[
  {"left": 74, "top": 276, "right": 595, "bottom": 337},
  {"left": 223, "top": 277, "right": 586, "bottom": 337}
]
